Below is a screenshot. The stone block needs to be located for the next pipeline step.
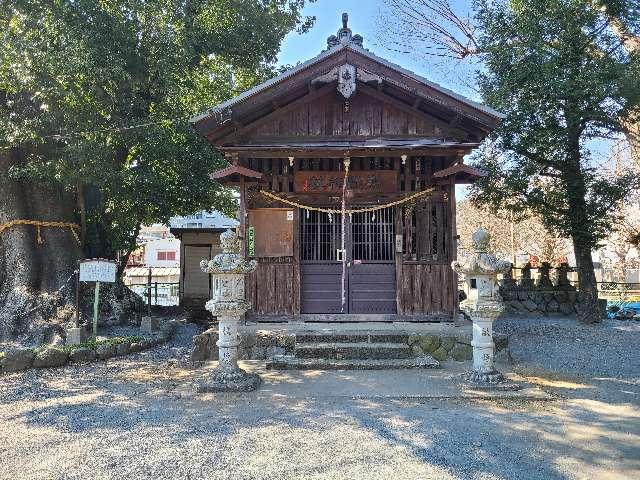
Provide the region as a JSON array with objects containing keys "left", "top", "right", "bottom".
[
  {"left": 440, "top": 336, "right": 456, "bottom": 352},
  {"left": 517, "top": 290, "right": 529, "bottom": 301},
  {"left": 411, "top": 344, "right": 424, "bottom": 356},
  {"left": 116, "top": 343, "right": 130, "bottom": 356},
  {"left": 0, "top": 348, "right": 35, "bottom": 373},
  {"left": 191, "top": 329, "right": 218, "bottom": 362},
  {"left": 494, "top": 334, "right": 509, "bottom": 351},
  {"left": 523, "top": 299, "right": 538, "bottom": 312},
  {"left": 407, "top": 334, "right": 421, "bottom": 346},
  {"left": 543, "top": 292, "right": 554, "bottom": 303},
  {"left": 559, "top": 302, "right": 574, "bottom": 316},
  {"left": 66, "top": 327, "right": 88, "bottom": 345},
  {"left": 129, "top": 342, "right": 142, "bottom": 352},
  {"left": 547, "top": 300, "right": 559, "bottom": 313},
  {"left": 140, "top": 316, "right": 160, "bottom": 334},
  {"left": 431, "top": 346, "right": 448, "bottom": 362},
  {"left": 33, "top": 347, "right": 68, "bottom": 368},
  {"left": 419, "top": 335, "right": 440, "bottom": 353},
  {"left": 96, "top": 344, "right": 116, "bottom": 360},
  {"left": 266, "top": 346, "right": 286, "bottom": 358},
  {"left": 450, "top": 343, "right": 473, "bottom": 361},
  {"left": 276, "top": 335, "right": 295, "bottom": 350},
  {"left": 555, "top": 291, "right": 568, "bottom": 303},
  {"left": 69, "top": 348, "right": 96, "bottom": 363}
]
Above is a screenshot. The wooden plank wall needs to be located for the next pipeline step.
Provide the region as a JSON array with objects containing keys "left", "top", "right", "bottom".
[
  {"left": 245, "top": 260, "right": 299, "bottom": 315},
  {"left": 241, "top": 156, "right": 458, "bottom": 318},
  {"left": 251, "top": 91, "right": 453, "bottom": 139},
  {"left": 397, "top": 263, "right": 456, "bottom": 315}
]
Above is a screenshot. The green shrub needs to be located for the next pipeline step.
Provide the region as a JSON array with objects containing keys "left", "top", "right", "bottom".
[{"left": 62, "top": 335, "right": 144, "bottom": 353}]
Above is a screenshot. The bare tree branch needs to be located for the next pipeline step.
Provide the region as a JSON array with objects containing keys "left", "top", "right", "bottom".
[{"left": 381, "top": 0, "right": 480, "bottom": 59}]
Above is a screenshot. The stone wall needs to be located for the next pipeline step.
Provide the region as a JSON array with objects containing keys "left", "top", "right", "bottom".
[
  {"left": 499, "top": 262, "right": 579, "bottom": 316},
  {"left": 501, "top": 289, "right": 579, "bottom": 316},
  {"left": 191, "top": 328, "right": 508, "bottom": 363},
  {"left": 191, "top": 329, "right": 295, "bottom": 362},
  {"left": 0, "top": 320, "right": 178, "bottom": 374}
]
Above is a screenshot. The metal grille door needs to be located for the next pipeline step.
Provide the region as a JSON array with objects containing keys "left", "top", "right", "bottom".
[
  {"left": 349, "top": 207, "right": 396, "bottom": 314},
  {"left": 300, "top": 207, "right": 396, "bottom": 315}
]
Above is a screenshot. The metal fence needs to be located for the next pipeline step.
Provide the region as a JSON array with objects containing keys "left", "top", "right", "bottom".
[{"left": 128, "top": 283, "right": 180, "bottom": 307}]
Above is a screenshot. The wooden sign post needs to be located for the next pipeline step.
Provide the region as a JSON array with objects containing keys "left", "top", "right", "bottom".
[{"left": 79, "top": 259, "right": 117, "bottom": 338}]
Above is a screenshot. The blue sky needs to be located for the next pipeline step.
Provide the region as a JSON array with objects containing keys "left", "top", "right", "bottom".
[
  {"left": 277, "top": 0, "right": 479, "bottom": 101},
  {"left": 275, "top": 0, "right": 621, "bottom": 186},
  {"left": 276, "top": 0, "right": 479, "bottom": 198}
]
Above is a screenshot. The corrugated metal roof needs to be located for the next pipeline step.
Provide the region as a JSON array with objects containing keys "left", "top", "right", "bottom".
[{"left": 125, "top": 267, "right": 180, "bottom": 277}]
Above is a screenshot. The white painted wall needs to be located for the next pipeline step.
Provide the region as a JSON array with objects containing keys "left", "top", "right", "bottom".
[{"left": 144, "top": 238, "right": 180, "bottom": 267}]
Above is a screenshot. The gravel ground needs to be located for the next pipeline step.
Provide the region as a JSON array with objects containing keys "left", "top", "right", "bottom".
[
  {"left": 1, "top": 317, "right": 639, "bottom": 480},
  {"left": 495, "top": 316, "right": 640, "bottom": 378}
]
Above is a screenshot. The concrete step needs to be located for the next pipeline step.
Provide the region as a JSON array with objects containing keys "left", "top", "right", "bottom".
[
  {"left": 295, "top": 332, "right": 409, "bottom": 344},
  {"left": 267, "top": 355, "right": 440, "bottom": 371},
  {"left": 294, "top": 342, "right": 413, "bottom": 360}
]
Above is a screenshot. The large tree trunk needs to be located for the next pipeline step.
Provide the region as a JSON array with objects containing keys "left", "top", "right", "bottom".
[
  {"left": 572, "top": 238, "right": 601, "bottom": 323},
  {"left": 0, "top": 149, "right": 81, "bottom": 343},
  {"left": 564, "top": 150, "right": 602, "bottom": 324}
]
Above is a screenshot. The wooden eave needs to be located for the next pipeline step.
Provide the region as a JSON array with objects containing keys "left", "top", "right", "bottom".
[
  {"left": 192, "top": 44, "right": 503, "bottom": 145},
  {"left": 219, "top": 140, "right": 480, "bottom": 159},
  {"left": 432, "top": 163, "right": 487, "bottom": 184},
  {"left": 209, "top": 164, "right": 262, "bottom": 185}
]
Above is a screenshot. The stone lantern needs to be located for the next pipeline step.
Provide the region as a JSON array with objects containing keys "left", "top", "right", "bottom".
[
  {"left": 452, "top": 228, "right": 519, "bottom": 389},
  {"left": 197, "top": 229, "right": 259, "bottom": 392}
]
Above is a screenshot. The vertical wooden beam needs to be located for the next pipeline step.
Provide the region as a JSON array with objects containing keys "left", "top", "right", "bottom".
[
  {"left": 293, "top": 204, "right": 301, "bottom": 315},
  {"left": 239, "top": 177, "right": 247, "bottom": 256},
  {"left": 394, "top": 205, "right": 404, "bottom": 314},
  {"left": 449, "top": 176, "right": 459, "bottom": 316}
]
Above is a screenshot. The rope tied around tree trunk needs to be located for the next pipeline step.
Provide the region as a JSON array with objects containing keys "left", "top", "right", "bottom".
[{"left": 0, "top": 220, "right": 81, "bottom": 245}]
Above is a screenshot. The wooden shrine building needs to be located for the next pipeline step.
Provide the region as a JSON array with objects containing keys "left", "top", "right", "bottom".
[{"left": 190, "top": 14, "right": 503, "bottom": 321}]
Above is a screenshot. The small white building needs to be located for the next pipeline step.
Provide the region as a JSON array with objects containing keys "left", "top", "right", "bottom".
[
  {"left": 170, "top": 212, "right": 238, "bottom": 308},
  {"left": 143, "top": 238, "right": 180, "bottom": 267}
]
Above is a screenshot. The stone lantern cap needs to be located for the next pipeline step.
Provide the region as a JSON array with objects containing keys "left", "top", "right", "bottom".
[
  {"left": 200, "top": 229, "right": 257, "bottom": 275},
  {"left": 452, "top": 228, "right": 511, "bottom": 276}
]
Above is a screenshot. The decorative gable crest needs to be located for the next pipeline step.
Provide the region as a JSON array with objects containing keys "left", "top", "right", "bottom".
[
  {"left": 326, "top": 13, "right": 363, "bottom": 49},
  {"left": 337, "top": 64, "right": 356, "bottom": 98}
]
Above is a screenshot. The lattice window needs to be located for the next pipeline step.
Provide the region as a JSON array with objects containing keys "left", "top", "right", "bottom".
[
  {"left": 300, "top": 210, "right": 343, "bottom": 261},
  {"left": 402, "top": 199, "right": 449, "bottom": 263},
  {"left": 350, "top": 207, "right": 395, "bottom": 262}
]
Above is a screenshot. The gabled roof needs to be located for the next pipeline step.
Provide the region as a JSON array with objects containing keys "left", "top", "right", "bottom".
[
  {"left": 191, "top": 14, "right": 503, "bottom": 144},
  {"left": 190, "top": 44, "right": 503, "bottom": 125}
]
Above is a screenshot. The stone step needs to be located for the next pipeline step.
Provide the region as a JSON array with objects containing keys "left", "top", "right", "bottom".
[
  {"left": 267, "top": 355, "right": 440, "bottom": 371},
  {"left": 295, "top": 332, "right": 409, "bottom": 344},
  {"left": 294, "top": 342, "right": 412, "bottom": 360}
]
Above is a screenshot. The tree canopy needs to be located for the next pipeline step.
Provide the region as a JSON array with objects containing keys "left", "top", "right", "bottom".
[
  {"left": 0, "top": 0, "right": 315, "bottom": 259},
  {"left": 381, "top": 0, "right": 640, "bottom": 322}
]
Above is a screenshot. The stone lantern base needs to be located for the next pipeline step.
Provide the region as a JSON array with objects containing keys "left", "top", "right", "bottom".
[
  {"left": 464, "top": 370, "right": 521, "bottom": 391},
  {"left": 196, "top": 366, "right": 261, "bottom": 393}
]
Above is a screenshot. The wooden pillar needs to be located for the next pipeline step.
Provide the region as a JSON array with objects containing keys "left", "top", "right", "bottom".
[
  {"left": 239, "top": 176, "right": 247, "bottom": 256},
  {"left": 449, "top": 176, "right": 459, "bottom": 315}
]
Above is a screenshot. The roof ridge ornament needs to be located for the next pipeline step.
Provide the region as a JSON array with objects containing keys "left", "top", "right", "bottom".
[{"left": 326, "top": 13, "right": 363, "bottom": 50}]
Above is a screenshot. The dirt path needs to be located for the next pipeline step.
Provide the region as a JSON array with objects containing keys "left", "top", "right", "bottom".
[{"left": 0, "top": 321, "right": 638, "bottom": 480}]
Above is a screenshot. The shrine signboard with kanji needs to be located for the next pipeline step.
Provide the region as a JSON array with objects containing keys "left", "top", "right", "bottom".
[{"left": 293, "top": 170, "right": 397, "bottom": 194}]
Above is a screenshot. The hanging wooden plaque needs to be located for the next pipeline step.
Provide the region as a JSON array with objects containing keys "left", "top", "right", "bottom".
[
  {"left": 294, "top": 170, "right": 398, "bottom": 194},
  {"left": 247, "top": 208, "right": 294, "bottom": 257}
]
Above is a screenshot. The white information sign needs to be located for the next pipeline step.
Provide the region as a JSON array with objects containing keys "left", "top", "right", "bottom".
[{"left": 80, "top": 259, "right": 117, "bottom": 283}]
